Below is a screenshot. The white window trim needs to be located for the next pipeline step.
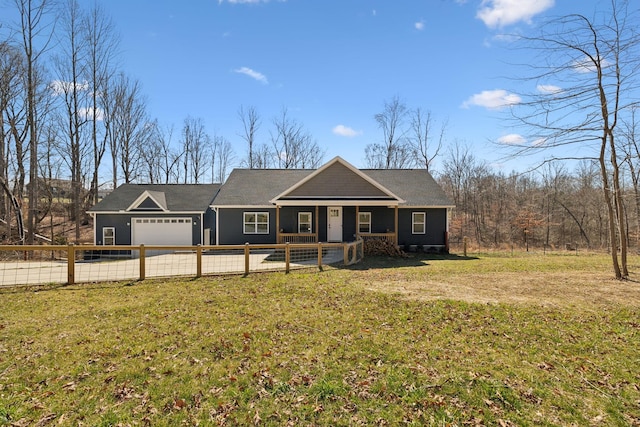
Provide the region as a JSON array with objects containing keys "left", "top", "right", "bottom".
[
  {"left": 298, "top": 212, "right": 312, "bottom": 233},
  {"left": 358, "top": 212, "right": 371, "bottom": 234},
  {"left": 244, "top": 212, "right": 269, "bottom": 234},
  {"left": 103, "top": 227, "right": 115, "bottom": 245},
  {"left": 412, "top": 212, "right": 426, "bottom": 234}
]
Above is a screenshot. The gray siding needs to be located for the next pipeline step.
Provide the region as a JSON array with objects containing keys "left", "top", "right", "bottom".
[
  {"left": 343, "top": 207, "right": 357, "bottom": 241},
  {"left": 218, "top": 208, "right": 277, "bottom": 245},
  {"left": 203, "top": 208, "right": 216, "bottom": 245},
  {"left": 397, "top": 208, "right": 447, "bottom": 246},
  {"left": 278, "top": 207, "right": 319, "bottom": 234},
  {"left": 94, "top": 212, "right": 215, "bottom": 245},
  {"left": 95, "top": 214, "right": 132, "bottom": 245}
]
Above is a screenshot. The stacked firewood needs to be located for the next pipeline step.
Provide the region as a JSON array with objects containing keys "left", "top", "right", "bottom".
[{"left": 363, "top": 239, "right": 408, "bottom": 257}]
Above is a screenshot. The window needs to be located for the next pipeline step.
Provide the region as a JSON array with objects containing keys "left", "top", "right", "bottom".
[
  {"left": 358, "top": 212, "right": 371, "bottom": 233},
  {"left": 103, "top": 227, "right": 115, "bottom": 245},
  {"left": 298, "top": 212, "right": 312, "bottom": 233},
  {"left": 412, "top": 212, "right": 426, "bottom": 234},
  {"left": 244, "top": 212, "right": 269, "bottom": 234}
]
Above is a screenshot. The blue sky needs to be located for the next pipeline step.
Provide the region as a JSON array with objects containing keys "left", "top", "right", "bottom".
[{"left": 96, "top": 0, "right": 605, "bottom": 172}]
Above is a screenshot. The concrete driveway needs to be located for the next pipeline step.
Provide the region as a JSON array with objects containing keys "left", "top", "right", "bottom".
[{"left": 0, "top": 248, "right": 344, "bottom": 287}]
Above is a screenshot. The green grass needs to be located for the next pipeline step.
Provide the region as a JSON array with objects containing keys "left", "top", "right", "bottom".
[{"left": 1, "top": 252, "right": 639, "bottom": 426}]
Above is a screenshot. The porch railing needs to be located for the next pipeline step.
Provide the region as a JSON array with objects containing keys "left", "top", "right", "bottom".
[{"left": 278, "top": 233, "right": 318, "bottom": 244}]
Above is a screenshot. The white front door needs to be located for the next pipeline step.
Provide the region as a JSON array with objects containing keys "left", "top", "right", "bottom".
[{"left": 327, "top": 207, "right": 343, "bottom": 242}]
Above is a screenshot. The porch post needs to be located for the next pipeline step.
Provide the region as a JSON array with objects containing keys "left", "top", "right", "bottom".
[
  {"left": 394, "top": 206, "right": 399, "bottom": 245},
  {"left": 276, "top": 205, "right": 280, "bottom": 243},
  {"left": 315, "top": 205, "right": 319, "bottom": 242},
  {"left": 355, "top": 205, "right": 359, "bottom": 240}
]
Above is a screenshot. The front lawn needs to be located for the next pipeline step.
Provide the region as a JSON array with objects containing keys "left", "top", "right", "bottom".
[{"left": 1, "top": 252, "right": 639, "bottom": 425}]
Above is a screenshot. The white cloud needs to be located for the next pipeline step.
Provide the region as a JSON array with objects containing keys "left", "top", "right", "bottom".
[
  {"left": 572, "top": 56, "right": 610, "bottom": 74},
  {"left": 79, "top": 107, "right": 104, "bottom": 122},
  {"left": 497, "top": 133, "right": 526, "bottom": 145},
  {"left": 415, "top": 20, "right": 425, "bottom": 31},
  {"left": 49, "top": 80, "right": 89, "bottom": 95},
  {"left": 462, "top": 89, "right": 521, "bottom": 109},
  {"left": 477, "top": 0, "right": 554, "bottom": 28},
  {"left": 537, "top": 84, "right": 562, "bottom": 94},
  {"left": 234, "top": 67, "right": 268, "bottom": 84},
  {"left": 333, "top": 125, "right": 362, "bottom": 137}
]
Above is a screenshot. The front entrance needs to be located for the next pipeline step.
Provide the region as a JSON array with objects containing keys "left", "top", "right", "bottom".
[{"left": 327, "top": 207, "right": 343, "bottom": 242}]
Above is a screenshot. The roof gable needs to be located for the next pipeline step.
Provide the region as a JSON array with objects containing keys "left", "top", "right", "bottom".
[
  {"left": 88, "top": 184, "right": 221, "bottom": 213},
  {"left": 127, "top": 190, "right": 168, "bottom": 211},
  {"left": 271, "top": 157, "right": 403, "bottom": 203}
]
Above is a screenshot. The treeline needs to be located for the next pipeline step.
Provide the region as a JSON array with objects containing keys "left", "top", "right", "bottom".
[
  {"left": 0, "top": 1, "right": 330, "bottom": 243},
  {"left": 437, "top": 145, "right": 619, "bottom": 250}
]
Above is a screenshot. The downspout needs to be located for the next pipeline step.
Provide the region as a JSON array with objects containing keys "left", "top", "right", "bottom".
[
  {"left": 89, "top": 212, "right": 96, "bottom": 244},
  {"left": 446, "top": 207, "right": 450, "bottom": 252},
  {"left": 200, "top": 212, "right": 204, "bottom": 245},
  {"left": 213, "top": 207, "right": 219, "bottom": 246}
]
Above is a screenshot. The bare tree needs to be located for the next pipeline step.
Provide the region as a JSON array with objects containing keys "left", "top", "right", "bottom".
[
  {"left": 180, "top": 116, "right": 210, "bottom": 183},
  {"left": 439, "top": 141, "right": 489, "bottom": 243},
  {"left": 620, "top": 106, "right": 640, "bottom": 245},
  {"left": 208, "top": 134, "right": 236, "bottom": 183},
  {"left": 53, "top": 0, "right": 89, "bottom": 241},
  {"left": 83, "top": 1, "right": 118, "bottom": 203},
  {"left": 408, "top": 108, "right": 447, "bottom": 171},
  {"left": 238, "top": 105, "right": 260, "bottom": 169},
  {"left": 252, "top": 142, "right": 272, "bottom": 169},
  {"left": 0, "top": 41, "right": 25, "bottom": 237},
  {"left": 103, "top": 72, "right": 150, "bottom": 185},
  {"left": 511, "top": 0, "right": 640, "bottom": 278},
  {"left": 12, "top": 0, "right": 57, "bottom": 244},
  {"left": 366, "top": 96, "right": 409, "bottom": 169},
  {"left": 270, "top": 107, "right": 324, "bottom": 169}
]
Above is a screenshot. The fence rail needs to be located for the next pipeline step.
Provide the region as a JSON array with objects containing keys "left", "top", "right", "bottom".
[{"left": 0, "top": 240, "right": 364, "bottom": 287}]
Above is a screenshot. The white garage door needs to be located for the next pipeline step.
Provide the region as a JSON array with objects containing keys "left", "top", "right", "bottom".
[{"left": 132, "top": 218, "right": 192, "bottom": 246}]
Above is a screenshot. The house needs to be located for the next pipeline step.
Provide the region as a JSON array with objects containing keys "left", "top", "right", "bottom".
[
  {"left": 88, "top": 184, "right": 221, "bottom": 246},
  {"left": 212, "top": 157, "right": 454, "bottom": 250},
  {"left": 88, "top": 157, "right": 454, "bottom": 251}
]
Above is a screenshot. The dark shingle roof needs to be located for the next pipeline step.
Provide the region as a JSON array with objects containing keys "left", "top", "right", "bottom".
[
  {"left": 212, "top": 169, "right": 313, "bottom": 206},
  {"left": 212, "top": 168, "right": 453, "bottom": 207},
  {"left": 88, "top": 183, "right": 221, "bottom": 212},
  {"left": 364, "top": 169, "right": 454, "bottom": 207}
]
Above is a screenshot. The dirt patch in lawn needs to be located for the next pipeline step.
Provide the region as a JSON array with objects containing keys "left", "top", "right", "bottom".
[
  {"left": 340, "top": 253, "right": 640, "bottom": 308},
  {"left": 362, "top": 271, "right": 640, "bottom": 308}
]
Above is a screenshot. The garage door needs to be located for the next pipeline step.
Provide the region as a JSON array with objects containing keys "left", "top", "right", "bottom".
[{"left": 132, "top": 218, "right": 192, "bottom": 246}]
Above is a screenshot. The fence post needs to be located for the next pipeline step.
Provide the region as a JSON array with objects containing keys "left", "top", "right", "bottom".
[
  {"left": 317, "top": 242, "right": 323, "bottom": 269},
  {"left": 285, "top": 242, "right": 290, "bottom": 273},
  {"left": 343, "top": 243, "right": 348, "bottom": 265},
  {"left": 139, "top": 244, "right": 146, "bottom": 281},
  {"left": 196, "top": 244, "right": 202, "bottom": 278},
  {"left": 67, "top": 243, "right": 75, "bottom": 285},
  {"left": 244, "top": 243, "right": 250, "bottom": 276}
]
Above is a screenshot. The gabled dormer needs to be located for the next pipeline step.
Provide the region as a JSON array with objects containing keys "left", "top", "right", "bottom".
[
  {"left": 270, "top": 156, "right": 404, "bottom": 206},
  {"left": 126, "top": 190, "right": 168, "bottom": 212}
]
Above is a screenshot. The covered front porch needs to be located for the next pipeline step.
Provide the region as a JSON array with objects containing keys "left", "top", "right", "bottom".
[{"left": 276, "top": 204, "right": 399, "bottom": 245}]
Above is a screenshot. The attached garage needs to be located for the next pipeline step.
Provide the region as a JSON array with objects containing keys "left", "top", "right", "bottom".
[
  {"left": 88, "top": 184, "right": 220, "bottom": 247},
  {"left": 131, "top": 217, "right": 192, "bottom": 246}
]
